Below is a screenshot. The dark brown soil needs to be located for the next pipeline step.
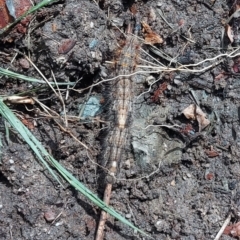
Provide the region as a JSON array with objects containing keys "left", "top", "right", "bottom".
[{"left": 0, "top": 0, "right": 240, "bottom": 239}]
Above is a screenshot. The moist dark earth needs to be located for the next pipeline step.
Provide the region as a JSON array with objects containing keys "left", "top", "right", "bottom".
[{"left": 1, "top": 0, "right": 240, "bottom": 239}]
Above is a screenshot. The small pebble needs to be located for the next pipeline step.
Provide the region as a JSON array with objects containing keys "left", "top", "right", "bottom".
[
  {"left": 100, "top": 66, "right": 107, "bottom": 78},
  {"left": 125, "top": 213, "right": 131, "bottom": 219},
  {"left": 9, "top": 159, "right": 14, "bottom": 164},
  {"left": 19, "top": 58, "right": 30, "bottom": 69},
  {"left": 22, "top": 164, "right": 27, "bottom": 169},
  {"left": 205, "top": 172, "right": 214, "bottom": 180},
  {"left": 44, "top": 209, "right": 56, "bottom": 222},
  {"left": 91, "top": 51, "right": 96, "bottom": 58},
  {"left": 9, "top": 166, "right": 15, "bottom": 172},
  {"left": 229, "top": 181, "right": 236, "bottom": 190},
  {"left": 111, "top": 18, "right": 124, "bottom": 27},
  {"left": 174, "top": 79, "right": 183, "bottom": 86},
  {"left": 89, "top": 39, "right": 98, "bottom": 49},
  {"left": 55, "top": 221, "right": 63, "bottom": 226},
  {"left": 124, "top": 159, "right": 131, "bottom": 169},
  {"left": 156, "top": 220, "right": 162, "bottom": 225},
  {"left": 170, "top": 180, "right": 176, "bottom": 186}
]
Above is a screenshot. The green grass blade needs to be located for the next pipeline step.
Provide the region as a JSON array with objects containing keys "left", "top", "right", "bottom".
[
  {"left": 0, "top": 99, "right": 62, "bottom": 185},
  {"left": 0, "top": 99, "right": 152, "bottom": 238},
  {"left": 48, "top": 156, "right": 151, "bottom": 238},
  {"left": 0, "top": 67, "right": 74, "bottom": 86},
  {"left": 4, "top": 121, "right": 10, "bottom": 145}
]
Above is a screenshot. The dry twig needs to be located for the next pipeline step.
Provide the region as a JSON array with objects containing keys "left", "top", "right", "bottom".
[{"left": 214, "top": 214, "right": 231, "bottom": 240}]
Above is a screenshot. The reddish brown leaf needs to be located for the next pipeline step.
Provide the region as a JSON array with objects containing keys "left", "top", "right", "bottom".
[
  {"left": 223, "top": 225, "right": 233, "bottom": 235},
  {"left": 231, "top": 1, "right": 240, "bottom": 14},
  {"left": 14, "top": 0, "right": 32, "bottom": 18},
  {"left": 0, "top": 0, "right": 12, "bottom": 29},
  {"left": 151, "top": 82, "right": 168, "bottom": 102},
  {"left": 58, "top": 39, "right": 76, "bottom": 54},
  {"left": 224, "top": 222, "right": 240, "bottom": 237},
  {"left": 130, "top": 3, "right": 137, "bottom": 15},
  {"left": 205, "top": 148, "right": 219, "bottom": 158},
  {"left": 232, "top": 57, "right": 240, "bottom": 73},
  {"left": 0, "top": 0, "right": 32, "bottom": 29},
  {"left": 21, "top": 118, "right": 35, "bottom": 130},
  {"left": 142, "top": 21, "right": 163, "bottom": 45},
  {"left": 180, "top": 124, "right": 194, "bottom": 135},
  {"left": 214, "top": 72, "right": 227, "bottom": 81}
]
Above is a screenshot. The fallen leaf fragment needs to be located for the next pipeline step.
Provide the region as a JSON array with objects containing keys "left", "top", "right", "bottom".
[
  {"left": 182, "top": 104, "right": 210, "bottom": 131},
  {"left": 231, "top": 1, "right": 240, "bottom": 14},
  {"left": 151, "top": 82, "right": 168, "bottom": 102},
  {"left": 214, "top": 72, "right": 227, "bottom": 81},
  {"left": 224, "top": 222, "right": 240, "bottom": 237},
  {"left": 58, "top": 39, "right": 76, "bottom": 54},
  {"left": 141, "top": 21, "right": 163, "bottom": 45},
  {"left": 0, "top": 0, "right": 32, "bottom": 29},
  {"left": 205, "top": 146, "right": 219, "bottom": 158},
  {"left": 21, "top": 117, "right": 35, "bottom": 130},
  {"left": 130, "top": 3, "right": 137, "bottom": 15},
  {"left": 0, "top": 0, "right": 12, "bottom": 29},
  {"left": 180, "top": 123, "right": 194, "bottom": 135},
  {"left": 232, "top": 57, "right": 240, "bottom": 73}
]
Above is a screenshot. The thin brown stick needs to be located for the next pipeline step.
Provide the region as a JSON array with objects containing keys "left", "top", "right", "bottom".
[{"left": 95, "top": 184, "right": 112, "bottom": 240}]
